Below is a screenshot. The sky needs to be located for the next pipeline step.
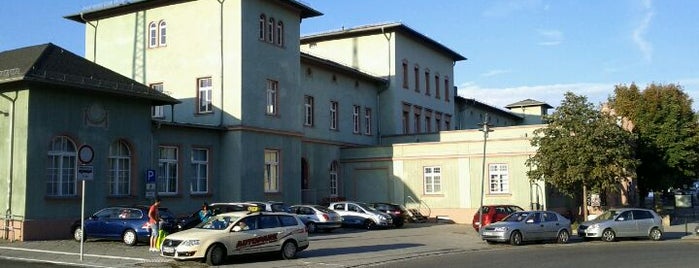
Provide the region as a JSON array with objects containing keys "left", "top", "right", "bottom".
[{"left": 2, "top": 0, "right": 698, "bottom": 110}]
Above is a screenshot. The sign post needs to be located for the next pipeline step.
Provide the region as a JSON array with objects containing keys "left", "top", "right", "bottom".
[
  {"left": 77, "top": 145, "right": 94, "bottom": 261},
  {"left": 146, "top": 169, "right": 156, "bottom": 198}
]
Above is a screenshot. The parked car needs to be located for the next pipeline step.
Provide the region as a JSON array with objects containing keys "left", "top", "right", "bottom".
[
  {"left": 472, "top": 205, "right": 524, "bottom": 231},
  {"left": 176, "top": 202, "right": 255, "bottom": 231},
  {"left": 289, "top": 205, "right": 343, "bottom": 233},
  {"left": 160, "top": 211, "right": 309, "bottom": 266},
  {"left": 369, "top": 202, "right": 409, "bottom": 227},
  {"left": 246, "top": 201, "right": 291, "bottom": 213},
  {"left": 577, "top": 208, "right": 663, "bottom": 242},
  {"left": 328, "top": 201, "right": 393, "bottom": 229},
  {"left": 71, "top": 205, "right": 177, "bottom": 246},
  {"left": 480, "top": 210, "right": 571, "bottom": 245}
]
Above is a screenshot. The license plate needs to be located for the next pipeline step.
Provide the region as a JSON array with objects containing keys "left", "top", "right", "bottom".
[
  {"left": 162, "top": 246, "right": 175, "bottom": 254},
  {"left": 483, "top": 231, "right": 495, "bottom": 236}
]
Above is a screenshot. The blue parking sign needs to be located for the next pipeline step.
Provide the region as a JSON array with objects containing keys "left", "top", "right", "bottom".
[{"left": 146, "top": 169, "right": 156, "bottom": 183}]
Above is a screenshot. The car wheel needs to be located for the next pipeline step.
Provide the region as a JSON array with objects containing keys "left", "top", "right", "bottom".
[
  {"left": 73, "top": 227, "right": 83, "bottom": 242},
  {"left": 122, "top": 229, "right": 138, "bottom": 246},
  {"left": 509, "top": 231, "right": 523, "bottom": 246},
  {"left": 280, "top": 241, "right": 298, "bottom": 260},
  {"left": 205, "top": 244, "right": 227, "bottom": 266},
  {"left": 649, "top": 227, "right": 663, "bottom": 241},
  {"left": 557, "top": 229, "right": 570, "bottom": 244},
  {"left": 307, "top": 222, "right": 317, "bottom": 233},
  {"left": 364, "top": 220, "right": 377, "bottom": 230},
  {"left": 602, "top": 229, "right": 616, "bottom": 242}
]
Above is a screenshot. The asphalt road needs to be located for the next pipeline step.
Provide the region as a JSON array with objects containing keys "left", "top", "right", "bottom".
[{"left": 381, "top": 239, "right": 699, "bottom": 268}]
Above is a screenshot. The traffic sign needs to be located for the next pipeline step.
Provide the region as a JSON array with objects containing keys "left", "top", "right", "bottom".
[
  {"left": 146, "top": 169, "right": 156, "bottom": 183},
  {"left": 78, "top": 165, "right": 94, "bottom": 181}
]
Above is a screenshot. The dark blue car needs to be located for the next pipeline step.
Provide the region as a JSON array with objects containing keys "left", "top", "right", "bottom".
[{"left": 71, "top": 205, "right": 176, "bottom": 246}]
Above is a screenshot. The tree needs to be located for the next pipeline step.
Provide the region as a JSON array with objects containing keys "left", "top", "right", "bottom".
[
  {"left": 608, "top": 83, "right": 699, "bottom": 196},
  {"left": 526, "top": 92, "right": 638, "bottom": 218}
]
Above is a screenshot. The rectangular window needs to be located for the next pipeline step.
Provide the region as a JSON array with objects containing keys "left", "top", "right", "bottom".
[
  {"left": 330, "top": 101, "right": 338, "bottom": 130},
  {"left": 158, "top": 146, "right": 178, "bottom": 194},
  {"left": 304, "top": 95, "right": 314, "bottom": 126},
  {"left": 414, "top": 106, "right": 421, "bottom": 134},
  {"left": 364, "top": 108, "right": 372, "bottom": 135},
  {"left": 489, "top": 164, "right": 509, "bottom": 194},
  {"left": 424, "top": 71, "right": 430, "bottom": 94},
  {"left": 435, "top": 75, "right": 440, "bottom": 99},
  {"left": 264, "top": 149, "right": 280, "bottom": 193},
  {"left": 414, "top": 66, "right": 420, "bottom": 93},
  {"left": 402, "top": 103, "right": 411, "bottom": 134},
  {"left": 266, "top": 79, "right": 279, "bottom": 115},
  {"left": 198, "top": 77, "right": 213, "bottom": 113},
  {"left": 329, "top": 161, "right": 338, "bottom": 196},
  {"left": 352, "top": 105, "right": 361, "bottom": 134},
  {"left": 444, "top": 78, "right": 450, "bottom": 101},
  {"left": 424, "top": 166, "right": 442, "bottom": 194},
  {"left": 151, "top": 83, "right": 164, "bottom": 118},
  {"left": 435, "top": 112, "right": 442, "bottom": 131},
  {"left": 445, "top": 114, "right": 452, "bottom": 130},
  {"left": 191, "top": 148, "right": 208, "bottom": 194},
  {"left": 108, "top": 141, "right": 130, "bottom": 196},
  {"left": 425, "top": 110, "right": 432, "bottom": 133},
  {"left": 402, "top": 62, "right": 408, "bottom": 89}
]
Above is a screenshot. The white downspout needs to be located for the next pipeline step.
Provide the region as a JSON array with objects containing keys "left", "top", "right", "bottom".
[{"left": 2, "top": 92, "right": 17, "bottom": 240}]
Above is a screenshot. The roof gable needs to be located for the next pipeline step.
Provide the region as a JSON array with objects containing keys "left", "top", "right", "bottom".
[{"left": 0, "top": 43, "right": 179, "bottom": 105}]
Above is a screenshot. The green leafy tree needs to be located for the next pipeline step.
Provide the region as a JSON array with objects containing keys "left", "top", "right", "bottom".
[
  {"left": 608, "top": 83, "right": 699, "bottom": 195},
  {"left": 526, "top": 92, "right": 638, "bottom": 205}
]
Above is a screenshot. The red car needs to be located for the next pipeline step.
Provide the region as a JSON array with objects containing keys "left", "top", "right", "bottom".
[{"left": 472, "top": 205, "right": 523, "bottom": 231}]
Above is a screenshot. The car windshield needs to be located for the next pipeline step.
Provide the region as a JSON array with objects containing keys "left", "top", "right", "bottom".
[
  {"left": 312, "top": 205, "right": 333, "bottom": 213},
  {"left": 197, "top": 214, "right": 241, "bottom": 230},
  {"left": 357, "top": 203, "right": 378, "bottom": 212},
  {"left": 502, "top": 212, "right": 529, "bottom": 222},
  {"left": 596, "top": 210, "right": 620, "bottom": 220}
]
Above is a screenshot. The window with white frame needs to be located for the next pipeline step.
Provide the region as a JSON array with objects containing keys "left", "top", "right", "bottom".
[
  {"left": 191, "top": 148, "right": 208, "bottom": 194},
  {"left": 330, "top": 101, "right": 338, "bottom": 130},
  {"left": 158, "top": 20, "right": 167, "bottom": 46},
  {"left": 304, "top": 95, "right": 314, "bottom": 126},
  {"left": 275, "top": 21, "right": 284, "bottom": 46},
  {"left": 364, "top": 108, "right": 372, "bottom": 135},
  {"left": 46, "top": 136, "right": 77, "bottom": 196},
  {"left": 151, "top": 83, "right": 164, "bottom": 118},
  {"left": 158, "top": 146, "right": 178, "bottom": 194},
  {"left": 266, "top": 79, "right": 278, "bottom": 115},
  {"left": 352, "top": 105, "right": 360, "bottom": 134},
  {"left": 329, "top": 161, "right": 338, "bottom": 196},
  {"left": 424, "top": 166, "right": 441, "bottom": 194},
  {"left": 258, "top": 14, "right": 266, "bottom": 40},
  {"left": 489, "top": 163, "right": 509, "bottom": 194},
  {"left": 198, "top": 77, "right": 213, "bottom": 113},
  {"left": 108, "top": 140, "right": 131, "bottom": 196},
  {"left": 264, "top": 149, "right": 280, "bottom": 193},
  {"left": 148, "top": 22, "right": 157, "bottom": 48}
]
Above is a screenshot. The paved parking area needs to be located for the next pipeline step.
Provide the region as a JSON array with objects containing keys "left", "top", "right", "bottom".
[{"left": 1, "top": 222, "right": 696, "bottom": 267}]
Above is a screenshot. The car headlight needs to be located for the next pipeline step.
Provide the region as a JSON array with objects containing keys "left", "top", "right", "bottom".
[
  {"left": 588, "top": 224, "right": 600, "bottom": 231},
  {"left": 180, "top": 240, "right": 200, "bottom": 247},
  {"left": 493, "top": 226, "right": 508, "bottom": 232}
]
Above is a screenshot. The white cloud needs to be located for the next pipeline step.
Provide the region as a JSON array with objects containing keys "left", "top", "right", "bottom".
[
  {"left": 633, "top": 0, "right": 654, "bottom": 62},
  {"left": 458, "top": 79, "right": 699, "bottom": 111},
  {"left": 481, "top": 69, "right": 511, "bottom": 77},
  {"left": 537, "top": 29, "right": 563, "bottom": 46},
  {"left": 457, "top": 82, "right": 615, "bottom": 109}
]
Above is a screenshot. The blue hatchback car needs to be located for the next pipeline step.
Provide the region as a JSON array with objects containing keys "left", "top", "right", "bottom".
[{"left": 71, "top": 205, "right": 176, "bottom": 246}]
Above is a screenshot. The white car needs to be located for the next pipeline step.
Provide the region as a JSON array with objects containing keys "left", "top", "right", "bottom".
[
  {"left": 160, "top": 210, "right": 309, "bottom": 266},
  {"left": 328, "top": 201, "right": 393, "bottom": 229}
]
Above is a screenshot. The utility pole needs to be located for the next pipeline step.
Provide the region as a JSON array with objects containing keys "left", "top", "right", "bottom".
[{"left": 477, "top": 113, "right": 493, "bottom": 235}]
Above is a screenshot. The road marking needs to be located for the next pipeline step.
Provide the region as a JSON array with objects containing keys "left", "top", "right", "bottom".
[
  {"left": 0, "top": 246, "right": 149, "bottom": 261},
  {"left": 0, "top": 255, "right": 113, "bottom": 268}
]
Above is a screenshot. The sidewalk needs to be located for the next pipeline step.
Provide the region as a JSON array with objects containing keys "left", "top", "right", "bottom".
[{"left": 0, "top": 223, "right": 697, "bottom": 267}]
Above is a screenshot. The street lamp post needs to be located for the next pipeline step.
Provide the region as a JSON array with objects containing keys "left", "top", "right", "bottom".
[{"left": 477, "top": 114, "right": 493, "bottom": 235}]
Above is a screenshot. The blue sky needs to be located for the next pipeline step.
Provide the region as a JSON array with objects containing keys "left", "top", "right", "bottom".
[{"left": 2, "top": 0, "right": 698, "bottom": 110}]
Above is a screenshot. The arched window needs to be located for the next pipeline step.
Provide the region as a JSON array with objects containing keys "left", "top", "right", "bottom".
[
  {"left": 329, "top": 161, "right": 339, "bottom": 196},
  {"left": 267, "top": 18, "right": 275, "bottom": 43},
  {"left": 46, "top": 136, "right": 77, "bottom": 196},
  {"left": 275, "top": 21, "right": 284, "bottom": 46},
  {"left": 259, "top": 14, "right": 266, "bottom": 40},
  {"left": 108, "top": 140, "right": 131, "bottom": 196},
  {"left": 158, "top": 20, "right": 167, "bottom": 46},
  {"left": 148, "top": 22, "right": 158, "bottom": 48}
]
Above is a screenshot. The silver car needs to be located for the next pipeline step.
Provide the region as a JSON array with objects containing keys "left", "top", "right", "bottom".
[
  {"left": 328, "top": 201, "right": 393, "bottom": 229},
  {"left": 578, "top": 208, "right": 663, "bottom": 242},
  {"left": 289, "top": 205, "right": 343, "bottom": 233},
  {"left": 481, "top": 210, "right": 571, "bottom": 246}
]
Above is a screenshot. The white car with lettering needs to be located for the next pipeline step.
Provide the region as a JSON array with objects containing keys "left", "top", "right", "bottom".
[{"left": 160, "top": 210, "right": 309, "bottom": 266}]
